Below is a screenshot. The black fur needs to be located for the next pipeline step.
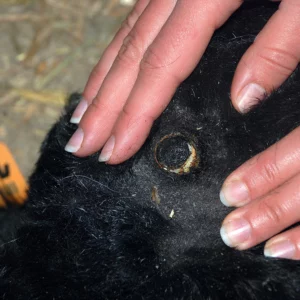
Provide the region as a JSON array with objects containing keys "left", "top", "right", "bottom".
[{"left": 1, "top": 2, "right": 300, "bottom": 299}]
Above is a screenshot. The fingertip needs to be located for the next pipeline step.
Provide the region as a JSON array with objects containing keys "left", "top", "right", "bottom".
[
  {"left": 99, "top": 135, "right": 115, "bottom": 163},
  {"left": 219, "top": 190, "right": 231, "bottom": 207},
  {"left": 220, "top": 218, "right": 252, "bottom": 249},
  {"left": 70, "top": 98, "right": 88, "bottom": 124},
  {"left": 65, "top": 127, "right": 84, "bottom": 153},
  {"left": 230, "top": 60, "right": 269, "bottom": 114},
  {"left": 234, "top": 83, "right": 267, "bottom": 114},
  {"left": 264, "top": 238, "right": 296, "bottom": 259},
  {"left": 220, "top": 180, "right": 250, "bottom": 207}
]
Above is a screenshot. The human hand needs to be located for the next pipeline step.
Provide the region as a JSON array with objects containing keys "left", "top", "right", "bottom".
[
  {"left": 220, "top": 126, "right": 300, "bottom": 260},
  {"left": 64, "top": 0, "right": 300, "bottom": 259},
  {"left": 65, "top": 0, "right": 299, "bottom": 164},
  {"left": 64, "top": 0, "right": 242, "bottom": 162},
  {"left": 219, "top": 0, "right": 300, "bottom": 259}
]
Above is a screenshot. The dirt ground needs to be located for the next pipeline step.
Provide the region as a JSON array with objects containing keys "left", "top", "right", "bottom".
[{"left": 0, "top": 0, "right": 135, "bottom": 179}]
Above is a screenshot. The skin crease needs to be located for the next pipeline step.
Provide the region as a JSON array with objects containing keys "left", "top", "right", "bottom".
[{"left": 66, "top": 0, "right": 300, "bottom": 258}]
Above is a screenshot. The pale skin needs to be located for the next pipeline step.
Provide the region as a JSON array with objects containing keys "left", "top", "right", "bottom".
[{"left": 65, "top": 0, "right": 300, "bottom": 259}]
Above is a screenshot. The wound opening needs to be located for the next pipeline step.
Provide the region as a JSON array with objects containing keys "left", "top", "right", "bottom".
[{"left": 154, "top": 133, "right": 199, "bottom": 175}]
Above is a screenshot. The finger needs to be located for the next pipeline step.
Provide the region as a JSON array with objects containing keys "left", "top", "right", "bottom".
[
  {"left": 264, "top": 226, "right": 300, "bottom": 260},
  {"left": 83, "top": 0, "right": 150, "bottom": 103},
  {"left": 231, "top": 0, "right": 300, "bottom": 113},
  {"left": 70, "top": 0, "right": 150, "bottom": 123},
  {"left": 99, "top": 0, "right": 242, "bottom": 164},
  {"left": 220, "top": 171, "right": 300, "bottom": 250},
  {"left": 220, "top": 126, "right": 300, "bottom": 207},
  {"left": 66, "top": 0, "right": 177, "bottom": 155}
]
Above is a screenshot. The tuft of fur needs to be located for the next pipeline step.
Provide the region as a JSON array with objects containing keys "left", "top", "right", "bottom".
[{"left": 1, "top": 2, "right": 300, "bottom": 299}]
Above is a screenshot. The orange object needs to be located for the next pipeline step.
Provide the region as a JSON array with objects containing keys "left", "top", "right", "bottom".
[{"left": 0, "top": 143, "right": 28, "bottom": 207}]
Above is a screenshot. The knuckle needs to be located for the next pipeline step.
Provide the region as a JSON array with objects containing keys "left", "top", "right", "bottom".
[
  {"left": 141, "top": 47, "right": 183, "bottom": 85},
  {"left": 259, "top": 200, "right": 284, "bottom": 224},
  {"left": 261, "top": 161, "right": 280, "bottom": 184},
  {"left": 89, "top": 98, "right": 105, "bottom": 113},
  {"left": 121, "top": 8, "right": 139, "bottom": 32},
  {"left": 141, "top": 46, "right": 167, "bottom": 70},
  {"left": 89, "top": 99, "right": 120, "bottom": 118},
  {"left": 257, "top": 46, "right": 297, "bottom": 76},
  {"left": 90, "top": 65, "right": 106, "bottom": 81},
  {"left": 122, "top": 105, "right": 133, "bottom": 121},
  {"left": 117, "top": 31, "right": 143, "bottom": 66}
]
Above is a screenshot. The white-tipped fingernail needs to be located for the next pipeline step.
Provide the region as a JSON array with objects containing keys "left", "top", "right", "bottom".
[
  {"left": 99, "top": 135, "right": 115, "bottom": 162},
  {"left": 65, "top": 127, "right": 84, "bottom": 153},
  {"left": 237, "top": 83, "right": 266, "bottom": 113},
  {"left": 264, "top": 238, "right": 296, "bottom": 259},
  {"left": 220, "top": 180, "right": 250, "bottom": 207},
  {"left": 70, "top": 98, "right": 88, "bottom": 124},
  {"left": 220, "top": 218, "right": 251, "bottom": 248}
]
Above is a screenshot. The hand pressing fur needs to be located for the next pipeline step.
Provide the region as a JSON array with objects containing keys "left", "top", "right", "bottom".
[{"left": 65, "top": 0, "right": 300, "bottom": 256}]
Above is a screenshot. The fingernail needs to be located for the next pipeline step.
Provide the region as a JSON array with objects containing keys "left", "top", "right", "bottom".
[
  {"left": 220, "top": 180, "right": 250, "bottom": 207},
  {"left": 99, "top": 135, "right": 115, "bottom": 162},
  {"left": 65, "top": 127, "right": 84, "bottom": 153},
  {"left": 264, "top": 239, "right": 296, "bottom": 259},
  {"left": 237, "top": 83, "right": 266, "bottom": 113},
  {"left": 70, "top": 98, "right": 88, "bottom": 124},
  {"left": 220, "top": 218, "right": 251, "bottom": 248}
]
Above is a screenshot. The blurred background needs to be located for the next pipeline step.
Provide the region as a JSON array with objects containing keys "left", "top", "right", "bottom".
[{"left": 0, "top": 0, "right": 135, "bottom": 178}]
